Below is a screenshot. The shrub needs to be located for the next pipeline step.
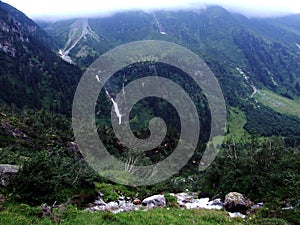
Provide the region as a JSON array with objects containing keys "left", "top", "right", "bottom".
[{"left": 8, "top": 149, "right": 98, "bottom": 205}]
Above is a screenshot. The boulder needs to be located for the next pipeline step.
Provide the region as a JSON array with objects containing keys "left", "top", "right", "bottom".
[
  {"left": 0, "top": 164, "right": 20, "bottom": 186},
  {"left": 170, "top": 193, "right": 196, "bottom": 207},
  {"left": 142, "top": 195, "right": 166, "bottom": 208},
  {"left": 224, "top": 192, "right": 252, "bottom": 213},
  {"left": 133, "top": 198, "right": 142, "bottom": 205}
]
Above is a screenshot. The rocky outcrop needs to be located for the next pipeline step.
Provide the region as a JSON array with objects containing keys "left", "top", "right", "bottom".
[
  {"left": 224, "top": 192, "right": 252, "bottom": 213},
  {"left": 86, "top": 192, "right": 258, "bottom": 218},
  {"left": 0, "top": 164, "right": 20, "bottom": 186},
  {"left": 87, "top": 194, "right": 166, "bottom": 213},
  {"left": 87, "top": 195, "right": 142, "bottom": 214}
]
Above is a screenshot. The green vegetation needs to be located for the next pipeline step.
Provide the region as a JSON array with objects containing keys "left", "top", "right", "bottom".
[
  {"left": 1, "top": 105, "right": 298, "bottom": 224},
  {"left": 0, "top": 202, "right": 298, "bottom": 224},
  {"left": 0, "top": 203, "right": 292, "bottom": 225},
  {"left": 255, "top": 89, "right": 300, "bottom": 118},
  {"left": 1, "top": 2, "right": 300, "bottom": 224},
  {"left": 225, "top": 108, "right": 248, "bottom": 141}
]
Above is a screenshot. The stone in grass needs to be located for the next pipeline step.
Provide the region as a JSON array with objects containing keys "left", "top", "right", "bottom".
[{"left": 224, "top": 192, "right": 252, "bottom": 213}]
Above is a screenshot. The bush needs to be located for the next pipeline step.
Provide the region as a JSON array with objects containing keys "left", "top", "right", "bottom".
[{"left": 8, "top": 149, "right": 99, "bottom": 205}]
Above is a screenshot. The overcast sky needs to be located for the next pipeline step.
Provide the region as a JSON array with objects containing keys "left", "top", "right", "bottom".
[{"left": 3, "top": 0, "right": 300, "bottom": 19}]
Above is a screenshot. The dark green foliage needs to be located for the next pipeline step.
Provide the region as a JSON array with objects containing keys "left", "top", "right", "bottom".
[
  {"left": 8, "top": 149, "right": 98, "bottom": 205},
  {"left": 94, "top": 183, "right": 119, "bottom": 202},
  {"left": 202, "top": 136, "right": 300, "bottom": 203},
  {"left": 0, "top": 2, "right": 83, "bottom": 115},
  {"left": 233, "top": 28, "right": 300, "bottom": 93},
  {"left": 256, "top": 206, "right": 299, "bottom": 225},
  {"left": 244, "top": 104, "right": 300, "bottom": 136}
]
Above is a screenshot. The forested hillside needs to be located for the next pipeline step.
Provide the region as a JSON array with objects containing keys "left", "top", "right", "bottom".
[
  {"left": 0, "top": 1, "right": 82, "bottom": 114},
  {"left": 41, "top": 7, "right": 300, "bottom": 136}
]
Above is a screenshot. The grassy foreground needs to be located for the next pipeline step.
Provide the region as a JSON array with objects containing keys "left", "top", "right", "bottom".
[{"left": 0, "top": 204, "right": 291, "bottom": 225}]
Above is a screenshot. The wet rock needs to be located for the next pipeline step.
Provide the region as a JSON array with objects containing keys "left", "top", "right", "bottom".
[
  {"left": 106, "top": 202, "right": 119, "bottom": 211},
  {"left": 171, "top": 193, "right": 223, "bottom": 210},
  {"left": 0, "top": 164, "right": 20, "bottom": 186},
  {"left": 142, "top": 195, "right": 166, "bottom": 208},
  {"left": 210, "top": 198, "right": 224, "bottom": 208},
  {"left": 185, "top": 198, "right": 223, "bottom": 210},
  {"left": 282, "top": 206, "right": 294, "bottom": 210},
  {"left": 118, "top": 201, "right": 139, "bottom": 213},
  {"left": 228, "top": 212, "right": 246, "bottom": 219},
  {"left": 86, "top": 193, "right": 143, "bottom": 213},
  {"left": 224, "top": 192, "right": 252, "bottom": 213},
  {"left": 170, "top": 193, "right": 196, "bottom": 207}
]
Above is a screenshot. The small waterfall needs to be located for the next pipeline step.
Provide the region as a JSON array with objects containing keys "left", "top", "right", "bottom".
[{"left": 105, "top": 88, "right": 125, "bottom": 125}]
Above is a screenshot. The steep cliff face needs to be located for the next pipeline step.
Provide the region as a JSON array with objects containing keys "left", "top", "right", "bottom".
[
  {"left": 0, "top": 1, "right": 82, "bottom": 114},
  {"left": 0, "top": 1, "right": 53, "bottom": 56}
]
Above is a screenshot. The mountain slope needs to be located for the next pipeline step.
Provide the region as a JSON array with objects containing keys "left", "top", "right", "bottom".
[
  {"left": 42, "top": 7, "right": 300, "bottom": 136},
  {"left": 0, "top": 1, "right": 82, "bottom": 114}
]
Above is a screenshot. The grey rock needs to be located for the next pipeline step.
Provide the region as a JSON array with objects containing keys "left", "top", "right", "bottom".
[
  {"left": 224, "top": 192, "right": 252, "bottom": 213},
  {"left": 142, "top": 194, "right": 166, "bottom": 208},
  {"left": 0, "top": 164, "right": 20, "bottom": 186},
  {"left": 282, "top": 206, "right": 294, "bottom": 210},
  {"left": 228, "top": 212, "right": 246, "bottom": 219}
]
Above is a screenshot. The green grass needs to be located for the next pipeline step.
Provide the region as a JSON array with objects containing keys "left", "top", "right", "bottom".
[
  {"left": 255, "top": 89, "right": 300, "bottom": 118},
  {"left": 225, "top": 107, "right": 248, "bottom": 141},
  {"left": 0, "top": 205, "right": 245, "bottom": 225},
  {"left": 0, "top": 203, "right": 293, "bottom": 225}
]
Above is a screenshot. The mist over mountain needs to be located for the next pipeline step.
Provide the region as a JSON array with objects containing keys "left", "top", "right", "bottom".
[
  {"left": 0, "top": 2, "right": 299, "bottom": 224},
  {"left": 35, "top": 6, "right": 300, "bottom": 136},
  {"left": 3, "top": 0, "right": 299, "bottom": 20}
]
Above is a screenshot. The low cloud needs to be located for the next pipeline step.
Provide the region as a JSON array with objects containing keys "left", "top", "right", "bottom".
[{"left": 3, "top": 0, "right": 299, "bottom": 20}]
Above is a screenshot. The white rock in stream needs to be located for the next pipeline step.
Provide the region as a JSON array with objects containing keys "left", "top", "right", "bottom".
[
  {"left": 228, "top": 212, "right": 246, "bottom": 219},
  {"left": 185, "top": 198, "right": 223, "bottom": 210},
  {"left": 142, "top": 194, "right": 166, "bottom": 208},
  {"left": 171, "top": 193, "right": 223, "bottom": 210}
]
